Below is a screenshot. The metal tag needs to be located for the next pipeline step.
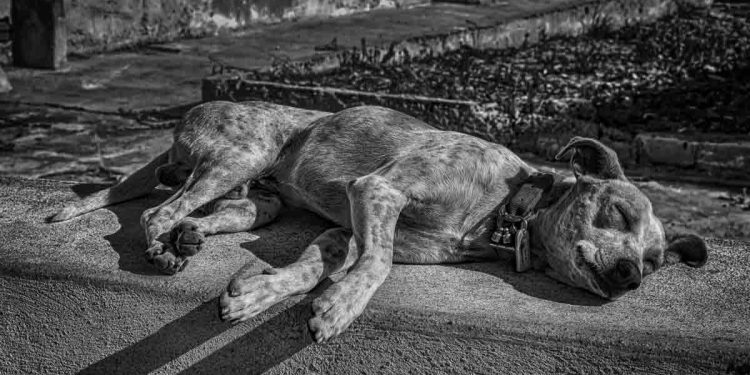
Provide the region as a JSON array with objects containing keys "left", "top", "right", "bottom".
[
  {"left": 489, "top": 214, "right": 532, "bottom": 273},
  {"left": 514, "top": 227, "right": 531, "bottom": 273}
]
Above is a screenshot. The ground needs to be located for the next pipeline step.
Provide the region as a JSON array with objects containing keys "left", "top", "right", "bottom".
[
  {"left": 0, "top": 0, "right": 748, "bottom": 373},
  {"left": 1, "top": 177, "right": 749, "bottom": 374}
]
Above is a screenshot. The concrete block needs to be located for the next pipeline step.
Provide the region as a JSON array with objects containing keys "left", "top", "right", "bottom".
[
  {"left": 0, "top": 65, "right": 10, "bottom": 93},
  {"left": 697, "top": 141, "right": 750, "bottom": 171},
  {"left": 635, "top": 134, "right": 697, "bottom": 167},
  {"left": 11, "top": 0, "right": 66, "bottom": 69}
]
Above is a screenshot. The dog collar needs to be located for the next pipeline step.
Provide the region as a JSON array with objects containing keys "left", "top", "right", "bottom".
[{"left": 489, "top": 172, "right": 555, "bottom": 272}]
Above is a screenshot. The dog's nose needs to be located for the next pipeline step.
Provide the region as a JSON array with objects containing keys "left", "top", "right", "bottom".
[{"left": 609, "top": 259, "right": 642, "bottom": 291}]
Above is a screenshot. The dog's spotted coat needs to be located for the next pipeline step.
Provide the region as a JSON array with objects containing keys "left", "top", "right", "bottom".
[{"left": 50, "top": 101, "right": 708, "bottom": 342}]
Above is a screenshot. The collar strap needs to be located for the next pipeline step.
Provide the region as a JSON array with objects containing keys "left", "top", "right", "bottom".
[{"left": 489, "top": 172, "right": 555, "bottom": 272}]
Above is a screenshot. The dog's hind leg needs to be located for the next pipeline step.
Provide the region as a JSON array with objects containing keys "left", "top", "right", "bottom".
[
  {"left": 170, "top": 189, "right": 284, "bottom": 257},
  {"left": 47, "top": 150, "right": 170, "bottom": 222},
  {"left": 308, "top": 174, "right": 408, "bottom": 342},
  {"left": 142, "top": 150, "right": 274, "bottom": 273},
  {"left": 219, "top": 227, "right": 359, "bottom": 323}
]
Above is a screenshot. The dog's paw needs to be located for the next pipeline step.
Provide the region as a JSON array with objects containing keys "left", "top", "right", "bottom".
[
  {"left": 219, "top": 271, "right": 286, "bottom": 323},
  {"left": 308, "top": 283, "right": 364, "bottom": 343},
  {"left": 171, "top": 220, "right": 205, "bottom": 256},
  {"left": 144, "top": 243, "right": 165, "bottom": 260},
  {"left": 145, "top": 243, "right": 188, "bottom": 275}
]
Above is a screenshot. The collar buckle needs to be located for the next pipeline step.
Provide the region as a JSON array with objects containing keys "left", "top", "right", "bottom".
[
  {"left": 487, "top": 172, "right": 555, "bottom": 273},
  {"left": 489, "top": 206, "right": 532, "bottom": 273}
]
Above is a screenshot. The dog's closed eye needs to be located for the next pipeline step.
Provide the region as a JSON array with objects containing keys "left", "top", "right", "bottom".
[
  {"left": 614, "top": 204, "right": 632, "bottom": 231},
  {"left": 594, "top": 203, "right": 634, "bottom": 232}
]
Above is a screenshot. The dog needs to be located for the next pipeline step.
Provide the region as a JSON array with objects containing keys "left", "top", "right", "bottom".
[{"left": 49, "top": 101, "right": 708, "bottom": 342}]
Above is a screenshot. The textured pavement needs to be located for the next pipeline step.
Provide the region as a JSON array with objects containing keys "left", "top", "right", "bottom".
[{"left": 1, "top": 176, "right": 748, "bottom": 374}]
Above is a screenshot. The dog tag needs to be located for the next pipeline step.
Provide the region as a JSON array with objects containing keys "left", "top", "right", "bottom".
[{"left": 514, "top": 227, "right": 531, "bottom": 272}]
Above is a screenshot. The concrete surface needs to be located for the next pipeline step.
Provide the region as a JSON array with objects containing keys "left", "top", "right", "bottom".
[
  {"left": 0, "top": 0, "right": 428, "bottom": 55},
  {"left": 0, "top": 0, "right": 584, "bottom": 115},
  {"left": 1, "top": 176, "right": 749, "bottom": 374},
  {"left": 62, "top": 0, "right": 428, "bottom": 54},
  {"left": 197, "top": 0, "right": 593, "bottom": 73}
]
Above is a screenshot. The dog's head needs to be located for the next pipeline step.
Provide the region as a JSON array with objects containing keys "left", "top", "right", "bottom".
[{"left": 532, "top": 137, "right": 707, "bottom": 299}]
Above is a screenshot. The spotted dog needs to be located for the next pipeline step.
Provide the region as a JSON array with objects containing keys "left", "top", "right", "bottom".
[{"left": 50, "top": 101, "right": 708, "bottom": 342}]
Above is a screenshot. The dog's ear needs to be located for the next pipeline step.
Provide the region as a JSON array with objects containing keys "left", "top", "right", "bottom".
[
  {"left": 554, "top": 137, "right": 626, "bottom": 180},
  {"left": 663, "top": 234, "right": 708, "bottom": 268}
]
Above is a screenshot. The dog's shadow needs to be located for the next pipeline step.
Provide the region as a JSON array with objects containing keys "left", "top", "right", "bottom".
[
  {"left": 449, "top": 255, "right": 607, "bottom": 306},
  {"left": 70, "top": 183, "right": 174, "bottom": 275},
  {"left": 78, "top": 292, "right": 327, "bottom": 375},
  {"left": 65, "top": 186, "right": 327, "bottom": 374}
]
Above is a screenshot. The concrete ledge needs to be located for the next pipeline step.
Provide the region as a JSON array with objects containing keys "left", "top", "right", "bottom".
[
  {"left": 636, "top": 134, "right": 750, "bottom": 178},
  {"left": 260, "top": 0, "right": 700, "bottom": 75},
  {"left": 1, "top": 176, "right": 749, "bottom": 374},
  {"left": 202, "top": 78, "right": 500, "bottom": 138},
  {"left": 202, "top": 77, "right": 750, "bottom": 184}
]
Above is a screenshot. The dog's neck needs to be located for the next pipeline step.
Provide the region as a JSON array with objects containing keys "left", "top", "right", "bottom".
[
  {"left": 527, "top": 177, "right": 575, "bottom": 259},
  {"left": 461, "top": 173, "right": 573, "bottom": 261}
]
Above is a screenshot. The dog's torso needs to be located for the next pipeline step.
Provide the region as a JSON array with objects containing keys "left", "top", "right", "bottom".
[{"left": 260, "top": 106, "right": 534, "bottom": 263}]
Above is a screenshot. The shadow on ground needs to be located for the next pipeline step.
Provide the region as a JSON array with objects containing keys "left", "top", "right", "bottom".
[
  {"left": 71, "top": 183, "right": 172, "bottom": 276},
  {"left": 77, "top": 293, "right": 324, "bottom": 375},
  {"left": 65, "top": 196, "right": 325, "bottom": 374},
  {"left": 181, "top": 287, "right": 329, "bottom": 375},
  {"left": 450, "top": 260, "right": 607, "bottom": 306}
]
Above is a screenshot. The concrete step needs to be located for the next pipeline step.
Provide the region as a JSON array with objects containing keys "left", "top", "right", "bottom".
[{"left": 1, "top": 176, "right": 749, "bottom": 374}]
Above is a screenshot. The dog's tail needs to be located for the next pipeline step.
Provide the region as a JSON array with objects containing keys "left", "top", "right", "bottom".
[{"left": 47, "top": 150, "right": 170, "bottom": 222}]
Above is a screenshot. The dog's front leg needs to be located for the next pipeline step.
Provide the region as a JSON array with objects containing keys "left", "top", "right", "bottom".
[
  {"left": 219, "top": 227, "right": 358, "bottom": 323},
  {"left": 309, "top": 175, "right": 407, "bottom": 343}
]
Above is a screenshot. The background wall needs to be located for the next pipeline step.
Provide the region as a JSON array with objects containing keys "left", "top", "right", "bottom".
[{"left": 60, "top": 0, "right": 426, "bottom": 54}]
